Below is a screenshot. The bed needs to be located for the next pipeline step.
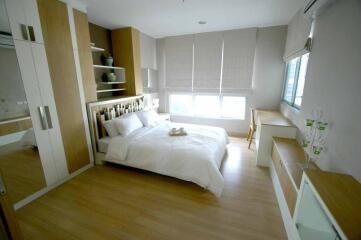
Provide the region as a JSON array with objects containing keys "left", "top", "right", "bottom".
[{"left": 87, "top": 96, "right": 228, "bottom": 196}]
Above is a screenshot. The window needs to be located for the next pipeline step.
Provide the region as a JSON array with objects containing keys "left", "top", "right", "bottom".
[
  {"left": 221, "top": 96, "right": 245, "bottom": 119},
  {"left": 169, "top": 94, "right": 245, "bottom": 120},
  {"left": 194, "top": 95, "right": 220, "bottom": 117},
  {"left": 169, "top": 95, "right": 193, "bottom": 115},
  {"left": 283, "top": 53, "right": 309, "bottom": 108}
]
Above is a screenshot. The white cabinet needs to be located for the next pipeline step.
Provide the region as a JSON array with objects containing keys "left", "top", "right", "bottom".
[
  {"left": 5, "top": 0, "right": 68, "bottom": 186},
  {"left": 5, "top": 0, "right": 44, "bottom": 43},
  {"left": 13, "top": 39, "right": 61, "bottom": 186},
  {"left": 294, "top": 173, "right": 342, "bottom": 240}
]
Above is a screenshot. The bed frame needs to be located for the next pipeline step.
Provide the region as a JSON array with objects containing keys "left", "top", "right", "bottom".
[{"left": 87, "top": 96, "right": 144, "bottom": 164}]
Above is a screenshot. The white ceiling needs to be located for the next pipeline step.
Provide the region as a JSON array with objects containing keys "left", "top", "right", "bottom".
[{"left": 81, "top": 0, "right": 304, "bottom": 38}]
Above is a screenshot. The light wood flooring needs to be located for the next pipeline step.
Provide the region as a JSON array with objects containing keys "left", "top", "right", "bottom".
[
  {"left": 16, "top": 138, "right": 286, "bottom": 240},
  {"left": 0, "top": 142, "right": 46, "bottom": 203}
]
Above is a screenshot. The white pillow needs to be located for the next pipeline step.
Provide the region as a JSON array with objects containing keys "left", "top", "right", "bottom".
[
  {"left": 102, "top": 120, "right": 119, "bottom": 137},
  {"left": 113, "top": 114, "right": 143, "bottom": 136},
  {"left": 137, "top": 110, "right": 162, "bottom": 127}
]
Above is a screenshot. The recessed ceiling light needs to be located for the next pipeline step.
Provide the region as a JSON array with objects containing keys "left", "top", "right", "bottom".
[{"left": 198, "top": 21, "right": 207, "bottom": 25}]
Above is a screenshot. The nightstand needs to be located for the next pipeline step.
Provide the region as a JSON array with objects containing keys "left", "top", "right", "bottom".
[{"left": 159, "top": 112, "right": 170, "bottom": 121}]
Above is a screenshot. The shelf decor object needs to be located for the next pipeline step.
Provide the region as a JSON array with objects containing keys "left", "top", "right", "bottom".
[{"left": 301, "top": 109, "right": 328, "bottom": 169}]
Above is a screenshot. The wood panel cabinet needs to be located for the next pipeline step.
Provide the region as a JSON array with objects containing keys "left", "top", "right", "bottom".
[
  {"left": 111, "top": 27, "right": 143, "bottom": 96},
  {"left": 37, "top": 0, "right": 90, "bottom": 173},
  {"left": 73, "top": 9, "right": 97, "bottom": 102},
  {"left": 272, "top": 145, "right": 297, "bottom": 215}
]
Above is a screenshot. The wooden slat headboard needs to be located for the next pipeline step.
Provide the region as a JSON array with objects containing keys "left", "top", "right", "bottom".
[{"left": 87, "top": 96, "right": 144, "bottom": 154}]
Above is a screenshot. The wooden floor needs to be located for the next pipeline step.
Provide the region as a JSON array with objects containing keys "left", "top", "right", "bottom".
[
  {"left": 16, "top": 138, "right": 286, "bottom": 240},
  {"left": 0, "top": 142, "right": 46, "bottom": 203}
]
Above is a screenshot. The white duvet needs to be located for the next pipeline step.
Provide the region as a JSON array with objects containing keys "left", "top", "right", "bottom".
[{"left": 106, "top": 122, "right": 228, "bottom": 196}]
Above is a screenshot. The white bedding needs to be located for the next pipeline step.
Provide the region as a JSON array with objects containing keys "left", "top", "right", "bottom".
[{"left": 106, "top": 122, "right": 228, "bottom": 196}]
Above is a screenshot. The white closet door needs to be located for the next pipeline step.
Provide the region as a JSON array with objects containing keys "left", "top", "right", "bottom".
[
  {"left": 5, "top": 0, "right": 44, "bottom": 43},
  {"left": 21, "top": 0, "right": 44, "bottom": 44},
  {"left": 13, "top": 40, "right": 59, "bottom": 186},
  {"left": 4, "top": 0, "right": 28, "bottom": 41},
  {"left": 31, "top": 43, "right": 68, "bottom": 180}
]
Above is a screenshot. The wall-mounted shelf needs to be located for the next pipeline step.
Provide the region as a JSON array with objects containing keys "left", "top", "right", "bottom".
[
  {"left": 97, "top": 82, "right": 125, "bottom": 85},
  {"left": 91, "top": 46, "right": 105, "bottom": 52},
  {"left": 96, "top": 88, "right": 126, "bottom": 93},
  {"left": 93, "top": 64, "right": 125, "bottom": 70}
]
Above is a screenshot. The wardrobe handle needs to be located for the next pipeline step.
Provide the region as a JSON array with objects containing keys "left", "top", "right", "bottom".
[
  {"left": 44, "top": 106, "right": 53, "bottom": 129},
  {"left": 38, "top": 106, "right": 47, "bottom": 130},
  {"left": 28, "top": 26, "right": 36, "bottom": 42},
  {"left": 20, "top": 24, "right": 28, "bottom": 40}
]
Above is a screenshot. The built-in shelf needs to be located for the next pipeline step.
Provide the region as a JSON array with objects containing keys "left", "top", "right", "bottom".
[
  {"left": 96, "top": 88, "right": 126, "bottom": 93},
  {"left": 93, "top": 64, "right": 125, "bottom": 70},
  {"left": 97, "top": 82, "right": 125, "bottom": 85},
  {"left": 91, "top": 46, "right": 105, "bottom": 52}
]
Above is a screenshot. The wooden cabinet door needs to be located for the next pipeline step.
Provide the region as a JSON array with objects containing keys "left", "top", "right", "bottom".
[
  {"left": 272, "top": 146, "right": 297, "bottom": 215},
  {"left": 73, "top": 9, "right": 97, "bottom": 102},
  {"left": 37, "top": 0, "right": 90, "bottom": 173}
]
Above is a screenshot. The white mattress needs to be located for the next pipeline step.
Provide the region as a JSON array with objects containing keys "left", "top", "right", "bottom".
[
  {"left": 98, "top": 137, "right": 111, "bottom": 153},
  {"left": 105, "top": 122, "right": 228, "bottom": 196}
]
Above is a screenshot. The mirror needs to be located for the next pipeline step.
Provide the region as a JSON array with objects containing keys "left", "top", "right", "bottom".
[{"left": 0, "top": 0, "right": 46, "bottom": 204}]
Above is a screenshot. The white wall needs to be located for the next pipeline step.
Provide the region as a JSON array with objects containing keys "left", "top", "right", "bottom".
[
  {"left": 139, "top": 32, "right": 157, "bottom": 70},
  {"left": 157, "top": 26, "right": 287, "bottom": 136},
  {"left": 280, "top": 0, "right": 361, "bottom": 182}
]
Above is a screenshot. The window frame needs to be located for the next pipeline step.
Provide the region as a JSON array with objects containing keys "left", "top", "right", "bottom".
[{"left": 283, "top": 54, "right": 308, "bottom": 109}]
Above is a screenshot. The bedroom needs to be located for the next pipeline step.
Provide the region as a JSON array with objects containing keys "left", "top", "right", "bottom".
[{"left": 0, "top": 0, "right": 360, "bottom": 239}]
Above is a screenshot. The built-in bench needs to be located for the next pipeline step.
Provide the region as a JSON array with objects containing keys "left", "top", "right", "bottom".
[{"left": 270, "top": 137, "right": 361, "bottom": 240}]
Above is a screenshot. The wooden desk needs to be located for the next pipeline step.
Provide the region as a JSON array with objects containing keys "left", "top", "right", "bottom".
[
  {"left": 256, "top": 110, "right": 294, "bottom": 127},
  {"left": 255, "top": 109, "right": 296, "bottom": 166}
]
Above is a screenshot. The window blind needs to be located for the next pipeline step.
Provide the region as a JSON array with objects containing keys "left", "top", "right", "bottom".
[
  {"left": 284, "top": 9, "right": 312, "bottom": 61},
  {"left": 165, "top": 35, "right": 194, "bottom": 90},
  {"left": 193, "top": 32, "right": 223, "bottom": 92},
  {"left": 221, "top": 28, "right": 257, "bottom": 91}
]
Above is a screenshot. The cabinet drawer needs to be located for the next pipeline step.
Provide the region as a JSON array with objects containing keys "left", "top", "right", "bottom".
[{"left": 272, "top": 144, "right": 297, "bottom": 216}]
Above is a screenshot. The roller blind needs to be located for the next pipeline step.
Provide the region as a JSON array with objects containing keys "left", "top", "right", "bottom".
[
  {"left": 193, "top": 32, "right": 223, "bottom": 92},
  {"left": 221, "top": 28, "right": 257, "bottom": 91},
  {"left": 165, "top": 35, "right": 194, "bottom": 90},
  {"left": 284, "top": 9, "right": 312, "bottom": 61}
]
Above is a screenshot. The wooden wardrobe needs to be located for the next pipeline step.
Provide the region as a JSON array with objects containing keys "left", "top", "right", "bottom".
[{"left": 37, "top": 0, "right": 91, "bottom": 173}]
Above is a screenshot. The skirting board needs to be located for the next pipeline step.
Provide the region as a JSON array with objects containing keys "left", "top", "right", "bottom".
[
  {"left": 269, "top": 160, "right": 300, "bottom": 240},
  {"left": 14, "top": 163, "right": 93, "bottom": 210}
]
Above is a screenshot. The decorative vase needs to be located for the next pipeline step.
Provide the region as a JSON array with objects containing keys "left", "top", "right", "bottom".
[
  {"left": 107, "top": 72, "right": 117, "bottom": 82},
  {"left": 105, "top": 57, "right": 113, "bottom": 66}
]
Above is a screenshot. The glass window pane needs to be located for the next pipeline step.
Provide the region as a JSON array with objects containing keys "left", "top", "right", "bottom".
[
  {"left": 169, "top": 94, "right": 193, "bottom": 115},
  {"left": 221, "top": 97, "right": 246, "bottom": 119},
  {"left": 284, "top": 57, "right": 299, "bottom": 103},
  {"left": 294, "top": 54, "right": 309, "bottom": 107},
  {"left": 194, "top": 95, "right": 220, "bottom": 117}
]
